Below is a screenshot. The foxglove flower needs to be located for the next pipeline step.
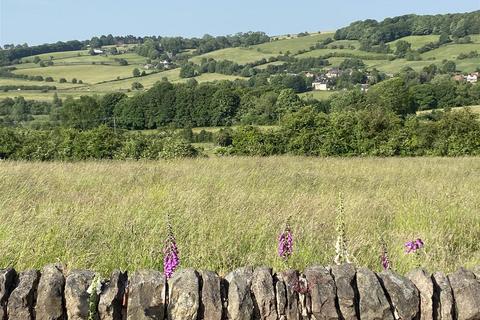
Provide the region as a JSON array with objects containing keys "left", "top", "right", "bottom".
[
  {"left": 380, "top": 243, "right": 390, "bottom": 271},
  {"left": 163, "top": 222, "right": 179, "bottom": 279},
  {"left": 334, "top": 195, "right": 352, "bottom": 265},
  {"left": 278, "top": 223, "right": 293, "bottom": 260},
  {"left": 404, "top": 238, "right": 424, "bottom": 254}
]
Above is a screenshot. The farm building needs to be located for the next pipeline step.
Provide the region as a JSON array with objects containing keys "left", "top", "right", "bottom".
[{"left": 312, "top": 81, "right": 329, "bottom": 91}]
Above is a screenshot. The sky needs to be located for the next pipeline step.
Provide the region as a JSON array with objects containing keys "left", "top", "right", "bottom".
[{"left": 1, "top": 0, "right": 479, "bottom": 46}]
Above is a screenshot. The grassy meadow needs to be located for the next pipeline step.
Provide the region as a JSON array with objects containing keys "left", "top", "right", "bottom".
[{"left": 0, "top": 157, "right": 478, "bottom": 275}]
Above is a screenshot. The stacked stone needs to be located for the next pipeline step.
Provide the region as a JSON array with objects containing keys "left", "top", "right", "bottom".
[{"left": 0, "top": 264, "right": 479, "bottom": 320}]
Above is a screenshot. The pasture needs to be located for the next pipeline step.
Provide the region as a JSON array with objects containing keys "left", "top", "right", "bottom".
[
  {"left": 253, "top": 32, "right": 335, "bottom": 54},
  {"left": 11, "top": 65, "right": 139, "bottom": 84},
  {"left": 190, "top": 47, "right": 276, "bottom": 65},
  {"left": 387, "top": 35, "right": 440, "bottom": 50},
  {"left": 0, "top": 157, "right": 478, "bottom": 275}
]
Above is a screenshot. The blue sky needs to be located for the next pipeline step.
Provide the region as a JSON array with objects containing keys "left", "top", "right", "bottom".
[{"left": 1, "top": 0, "right": 479, "bottom": 46}]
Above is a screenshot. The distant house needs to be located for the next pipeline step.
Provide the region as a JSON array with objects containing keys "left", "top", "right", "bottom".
[
  {"left": 162, "top": 60, "right": 172, "bottom": 69},
  {"left": 452, "top": 74, "right": 465, "bottom": 82},
  {"left": 360, "top": 84, "right": 370, "bottom": 92},
  {"left": 312, "top": 82, "right": 329, "bottom": 91},
  {"left": 326, "top": 68, "right": 341, "bottom": 78},
  {"left": 466, "top": 73, "right": 478, "bottom": 83},
  {"left": 92, "top": 49, "right": 104, "bottom": 55},
  {"left": 144, "top": 64, "right": 154, "bottom": 70},
  {"left": 304, "top": 71, "right": 315, "bottom": 78}
]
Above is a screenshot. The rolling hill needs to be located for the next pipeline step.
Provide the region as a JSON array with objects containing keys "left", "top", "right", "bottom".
[{"left": 1, "top": 31, "right": 479, "bottom": 102}]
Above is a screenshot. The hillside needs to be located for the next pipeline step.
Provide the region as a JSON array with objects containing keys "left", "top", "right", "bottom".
[{"left": 1, "top": 12, "right": 480, "bottom": 102}]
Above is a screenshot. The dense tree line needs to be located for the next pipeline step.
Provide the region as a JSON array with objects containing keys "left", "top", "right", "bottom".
[
  {"left": 3, "top": 106, "right": 478, "bottom": 160},
  {"left": 0, "top": 85, "right": 56, "bottom": 92},
  {"left": 0, "top": 40, "right": 84, "bottom": 66},
  {"left": 0, "top": 126, "right": 197, "bottom": 160},
  {"left": 134, "top": 32, "right": 270, "bottom": 59},
  {"left": 1, "top": 72, "right": 479, "bottom": 130},
  {"left": 334, "top": 11, "right": 480, "bottom": 49},
  {"left": 0, "top": 97, "right": 52, "bottom": 124},
  {"left": 221, "top": 107, "right": 480, "bottom": 157}
]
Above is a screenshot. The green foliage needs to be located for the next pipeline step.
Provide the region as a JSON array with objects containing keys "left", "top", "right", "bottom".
[
  {"left": 0, "top": 126, "right": 199, "bottom": 160},
  {"left": 229, "top": 107, "right": 480, "bottom": 156},
  {"left": 441, "top": 60, "right": 456, "bottom": 73},
  {"left": 366, "top": 77, "right": 415, "bottom": 116},
  {"left": 339, "top": 58, "right": 366, "bottom": 70},
  {"left": 276, "top": 89, "right": 304, "bottom": 118},
  {"left": 395, "top": 40, "right": 412, "bottom": 58},
  {"left": 0, "top": 128, "right": 20, "bottom": 158},
  {"left": 159, "top": 137, "right": 198, "bottom": 159},
  {"left": 335, "top": 11, "right": 480, "bottom": 47},
  {"left": 231, "top": 126, "right": 283, "bottom": 156},
  {"left": 132, "top": 68, "right": 141, "bottom": 77},
  {"left": 131, "top": 82, "right": 144, "bottom": 90},
  {"left": 179, "top": 63, "right": 197, "bottom": 78}
]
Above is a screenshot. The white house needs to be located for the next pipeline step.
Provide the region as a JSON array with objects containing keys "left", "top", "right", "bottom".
[
  {"left": 326, "top": 68, "right": 341, "bottom": 78},
  {"left": 304, "top": 71, "right": 315, "bottom": 78},
  {"left": 312, "top": 81, "right": 329, "bottom": 91},
  {"left": 466, "top": 73, "right": 478, "bottom": 83},
  {"left": 93, "top": 49, "right": 104, "bottom": 55}
]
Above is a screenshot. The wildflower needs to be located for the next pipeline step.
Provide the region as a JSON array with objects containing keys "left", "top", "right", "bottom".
[
  {"left": 380, "top": 243, "right": 390, "bottom": 271},
  {"left": 334, "top": 195, "right": 352, "bottom": 265},
  {"left": 278, "top": 222, "right": 293, "bottom": 260},
  {"left": 404, "top": 238, "right": 424, "bottom": 254},
  {"left": 86, "top": 275, "right": 102, "bottom": 295},
  {"left": 87, "top": 275, "right": 102, "bottom": 320},
  {"left": 163, "top": 215, "right": 180, "bottom": 279}
]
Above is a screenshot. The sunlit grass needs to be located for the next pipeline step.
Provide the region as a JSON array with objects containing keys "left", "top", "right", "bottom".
[{"left": 0, "top": 157, "right": 478, "bottom": 275}]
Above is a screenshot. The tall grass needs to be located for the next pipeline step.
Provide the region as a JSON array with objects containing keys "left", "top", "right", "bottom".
[{"left": 0, "top": 157, "right": 478, "bottom": 275}]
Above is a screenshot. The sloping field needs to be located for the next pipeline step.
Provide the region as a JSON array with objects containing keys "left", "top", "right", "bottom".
[
  {"left": 295, "top": 48, "right": 391, "bottom": 59},
  {"left": 0, "top": 91, "right": 84, "bottom": 101},
  {"left": 3, "top": 34, "right": 480, "bottom": 101},
  {"left": 20, "top": 49, "right": 89, "bottom": 62},
  {"left": 417, "top": 105, "right": 480, "bottom": 115},
  {"left": 0, "top": 157, "right": 478, "bottom": 275},
  {"left": 87, "top": 69, "right": 244, "bottom": 92},
  {"left": 421, "top": 43, "right": 480, "bottom": 60},
  {"left": 253, "top": 32, "right": 335, "bottom": 54},
  {"left": 0, "top": 78, "right": 80, "bottom": 89},
  {"left": 12, "top": 65, "right": 139, "bottom": 84},
  {"left": 190, "top": 47, "right": 276, "bottom": 65},
  {"left": 387, "top": 35, "right": 440, "bottom": 50}
]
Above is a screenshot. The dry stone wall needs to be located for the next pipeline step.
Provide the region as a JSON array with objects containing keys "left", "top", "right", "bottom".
[{"left": 0, "top": 263, "right": 479, "bottom": 320}]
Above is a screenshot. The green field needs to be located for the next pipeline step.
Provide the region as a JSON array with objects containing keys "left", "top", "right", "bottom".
[
  {"left": 387, "top": 35, "right": 440, "bottom": 50},
  {"left": 190, "top": 47, "right": 276, "bottom": 65},
  {"left": 299, "top": 90, "right": 335, "bottom": 100},
  {"left": 20, "top": 49, "right": 89, "bottom": 62},
  {"left": 0, "top": 78, "right": 80, "bottom": 89},
  {"left": 253, "top": 32, "right": 335, "bottom": 54},
  {"left": 0, "top": 157, "right": 478, "bottom": 275},
  {"left": 421, "top": 43, "right": 480, "bottom": 60},
  {"left": 296, "top": 49, "right": 392, "bottom": 60},
  {"left": 12, "top": 65, "right": 139, "bottom": 84},
  {"left": 417, "top": 105, "right": 480, "bottom": 115},
  {"left": 0, "top": 91, "right": 84, "bottom": 101}
]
